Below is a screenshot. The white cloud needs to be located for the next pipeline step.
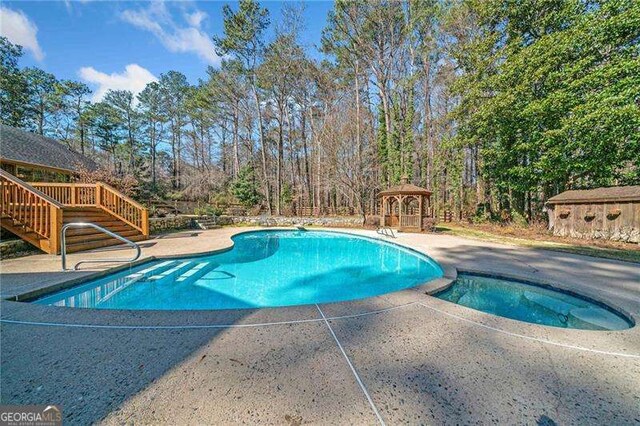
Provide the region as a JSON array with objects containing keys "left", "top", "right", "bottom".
[
  {"left": 121, "top": 3, "right": 220, "bottom": 66},
  {"left": 0, "top": 6, "right": 44, "bottom": 61},
  {"left": 79, "top": 64, "right": 157, "bottom": 102},
  {"left": 185, "top": 11, "right": 207, "bottom": 28}
]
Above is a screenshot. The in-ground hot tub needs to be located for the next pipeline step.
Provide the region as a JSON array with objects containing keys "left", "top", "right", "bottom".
[
  {"left": 34, "top": 230, "right": 443, "bottom": 310},
  {"left": 436, "top": 273, "right": 633, "bottom": 330}
]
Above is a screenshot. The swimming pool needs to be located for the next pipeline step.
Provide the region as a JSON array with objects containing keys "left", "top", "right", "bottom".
[
  {"left": 35, "top": 230, "right": 443, "bottom": 310},
  {"left": 436, "top": 274, "right": 632, "bottom": 330}
]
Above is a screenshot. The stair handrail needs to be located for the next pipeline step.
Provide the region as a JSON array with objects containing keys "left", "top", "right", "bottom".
[
  {"left": 96, "top": 182, "right": 149, "bottom": 236},
  {"left": 61, "top": 222, "right": 142, "bottom": 271},
  {"left": 0, "top": 169, "right": 64, "bottom": 208},
  {"left": 97, "top": 182, "right": 146, "bottom": 209},
  {"left": 0, "top": 169, "right": 64, "bottom": 248}
]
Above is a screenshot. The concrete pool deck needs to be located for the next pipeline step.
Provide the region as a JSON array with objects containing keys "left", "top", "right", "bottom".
[{"left": 1, "top": 227, "right": 639, "bottom": 424}]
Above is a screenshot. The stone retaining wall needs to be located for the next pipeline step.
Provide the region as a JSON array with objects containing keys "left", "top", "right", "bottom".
[
  {"left": 217, "top": 215, "right": 365, "bottom": 228},
  {"left": 149, "top": 214, "right": 366, "bottom": 233},
  {"left": 0, "top": 239, "right": 38, "bottom": 259},
  {"left": 149, "top": 216, "right": 196, "bottom": 234}
]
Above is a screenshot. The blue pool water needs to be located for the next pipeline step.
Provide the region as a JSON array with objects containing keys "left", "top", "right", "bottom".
[
  {"left": 436, "top": 274, "right": 632, "bottom": 330},
  {"left": 36, "top": 230, "right": 443, "bottom": 310}
]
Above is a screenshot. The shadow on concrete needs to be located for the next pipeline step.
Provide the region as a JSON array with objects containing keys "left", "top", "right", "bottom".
[
  {"left": 0, "top": 271, "right": 96, "bottom": 299},
  {"left": 324, "top": 302, "right": 640, "bottom": 424},
  {"left": 0, "top": 316, "right": 238, "bottom": 424}
]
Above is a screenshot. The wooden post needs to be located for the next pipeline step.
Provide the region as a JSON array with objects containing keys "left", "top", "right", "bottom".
[
  {"left": 141, "top": 207, "right": 149, "bottom": 237},
  {"left": 380, "top": 196, "right": 386, "bottom": 227},
  {"left": 49, "top": 205, "right": 63, "bottom": 254},
  {"left": 418, "top": 195, "right": 423, "bottom": 232},
  {"left": 69, "top": 183, "right": 76, "bottom": 206},
  {"left": 95, "top": 183, "right": 101, "bottom": 207}
]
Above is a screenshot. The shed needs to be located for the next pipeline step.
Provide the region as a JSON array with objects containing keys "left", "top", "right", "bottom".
[{"left": 546, "top": 186, "right": 640, "bottom": 243}]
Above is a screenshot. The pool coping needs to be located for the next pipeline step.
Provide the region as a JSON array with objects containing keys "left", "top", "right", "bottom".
[
  {"left": 7, "top": 228, "right": 454, "bottom": 303},
  {"left": 1, "top": 227, "right": 638, "bottom": 356}
]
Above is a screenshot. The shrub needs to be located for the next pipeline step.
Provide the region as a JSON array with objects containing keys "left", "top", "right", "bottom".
[
  {"left": 194, "top": 205, "right": 223, "bottom": 217},
  {"left": 231, "top": 166, "right": 262, "bottom": 208},
  {"left": 510, "top": 210, "right": 529, "bottom": 227}
]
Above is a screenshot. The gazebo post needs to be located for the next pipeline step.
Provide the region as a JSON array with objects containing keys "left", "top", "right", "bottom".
[
  {"left": 418, "top": 194, "right": 423, "bottom": 232},
  {"left": 380, "top": 196, "right": 386, "bottom": 227}
]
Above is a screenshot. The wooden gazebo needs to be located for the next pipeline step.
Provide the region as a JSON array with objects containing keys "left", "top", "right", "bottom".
[{"left": 378, "top": 176, "right": 432, "bottom": 232}]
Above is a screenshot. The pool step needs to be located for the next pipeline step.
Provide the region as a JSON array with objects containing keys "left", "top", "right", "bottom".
[
  {"left": 100, "top": 261, "right": 178, "bottom": 302},
  {"left": 147, "top": 261, "right": 194, "bottom": 281},
  {"left": 568, "top": 308, "right": 630, "bottom": 331},
  {"left": 127, "top": 261, "right": 177, "bottom": 280},
  {"left": 176, "top": 262, "right": 210, "bottom": 282},
  {"left": 522, "top": 291, "right": 575, "bottom": 315}
]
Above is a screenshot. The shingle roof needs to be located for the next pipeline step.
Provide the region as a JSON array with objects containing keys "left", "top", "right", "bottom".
[
  {"left": 547, "top": 186, "right": 640, "bottom": 204},
  {"left": 378, "top": 183, "right": 431, "bottom": 196},
  {"left": 0, "top": 124, "right": 97, "bottom": 173}
]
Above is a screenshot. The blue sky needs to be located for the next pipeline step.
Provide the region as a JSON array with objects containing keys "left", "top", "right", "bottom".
[{"left": 1, "top": 1, "right": 333, "bottom": 101}]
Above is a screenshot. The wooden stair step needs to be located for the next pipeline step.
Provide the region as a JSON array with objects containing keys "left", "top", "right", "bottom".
[
  {"left": 0, "top": 217, "right": 50, "bottom": 252},
  {"left": 1, "top": 218, "right": 45, "bottom": 236},
  {"left": 63, "top": 220, "right": 129, "bottom": 228},
  {"left": 63, "top": 212, "right": 113, "bottom": 219},
  {"left": 65, "top": 225, "right": 135, "bottom": 236},
  {"left": 65, "top": 229, "right": 141, "bottom": 244},
  {"left": 65, "top": 234, "right": 147, "bottom": 253},
  {"left": 63, "top": 207, "right": 103, "bottom": 212},
  {"left": 63, "top": 212, "right": 111, "bottom": 219}
]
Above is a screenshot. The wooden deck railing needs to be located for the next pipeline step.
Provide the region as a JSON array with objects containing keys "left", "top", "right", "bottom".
[
  {"left": 96, "top": 183, "right": 148, "bottom": 236},
  {"left": 1, "top": 170, "right": 63, "bottom": 250},
  {"left": 30, "top": 183, "right": 97, "bottom": 206},
  {"left": 28, "top": 181, "right": 149, "bottom": 237}
]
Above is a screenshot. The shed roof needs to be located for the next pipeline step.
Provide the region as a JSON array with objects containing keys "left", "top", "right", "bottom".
[
  {"left": 0, "top": 124, "right": 98, "bottom": 173},
  {"left": 547, "top": 186, "right": 640, "bottom": 204}
]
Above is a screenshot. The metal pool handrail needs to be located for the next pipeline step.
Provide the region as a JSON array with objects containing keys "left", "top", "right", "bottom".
[
  {"left": 376, "top": 226, "right": 396, "bottom": 238},
  {"left": 61, "top": 222, "right": 141, "bottom": 271}
]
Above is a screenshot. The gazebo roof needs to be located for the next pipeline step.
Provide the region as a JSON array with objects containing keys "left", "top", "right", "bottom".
[{"left": 378, "top": 177, "right": 431, "bottom": 196}]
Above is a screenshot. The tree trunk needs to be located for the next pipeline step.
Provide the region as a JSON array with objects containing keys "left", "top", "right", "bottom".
[
  {"left": 300, "top": 110, "right": 311, "bottom": 207},
  {"left": 233, "top": 102, "right": 240, "bottom": 178},
  {"left": 276, "top": 105, "right": 284, "bottom": 216},
  {"left": 252, "top": 82, "right": 272, "bottom": 215}
]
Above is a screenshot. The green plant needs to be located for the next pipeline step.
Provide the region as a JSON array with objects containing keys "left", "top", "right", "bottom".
[
  {"left": 231, "top": 166, "right": 262, "bottom": 208},
  {"left": 510, "top": 211, "right": 529, "bottom": 228},
  {"left": 194, "top": 205, "right": 222, "bottom": 216}
]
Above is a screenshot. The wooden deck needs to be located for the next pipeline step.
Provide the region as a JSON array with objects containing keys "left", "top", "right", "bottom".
[{"left": 0, "top": 170, "right": 148, "bottom": 254}]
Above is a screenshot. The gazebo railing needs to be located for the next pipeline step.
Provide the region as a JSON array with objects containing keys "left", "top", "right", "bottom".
[{"left": 400, "top": 215, "right": 421, "bottom": 228}]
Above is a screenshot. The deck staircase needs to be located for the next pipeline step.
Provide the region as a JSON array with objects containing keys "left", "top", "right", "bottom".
[{"left": 0, "top": 169, "right": 148, "bottom": 254}]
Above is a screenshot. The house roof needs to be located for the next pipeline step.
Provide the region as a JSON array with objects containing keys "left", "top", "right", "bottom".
[
  {"left": 547, "top": 186, "right": 640, "bottom": 204},
  {"left": 0, "top": 124, "right": 97, "bottom": 173}
]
